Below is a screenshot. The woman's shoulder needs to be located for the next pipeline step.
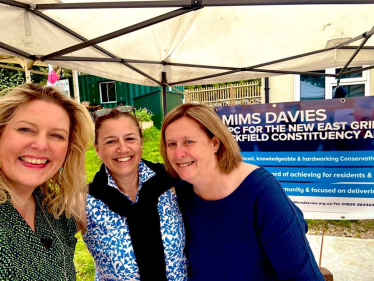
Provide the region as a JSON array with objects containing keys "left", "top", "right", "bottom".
[
  {"left": 228, "top": 164, "right": 284, "bottom": 203},
  {"left": 240, "top": 162, "right": 259, "bottom": 177},
  {"left": 226, "top": 162, "right": 260, "bottom": 189},
  {"left": 239, "top": 163, "right": 276, "bottom": 185}
]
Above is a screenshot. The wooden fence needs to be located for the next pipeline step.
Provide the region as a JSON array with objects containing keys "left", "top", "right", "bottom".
[{"left": 184, "top": 81, "right": 261, "bottom": 106}]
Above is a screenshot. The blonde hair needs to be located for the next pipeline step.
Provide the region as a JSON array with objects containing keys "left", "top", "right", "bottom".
[
  {"left": 160, "top": 103, "right": 242, "bottom": 178},
  {"left": 0, "top": 83, "right": 94, "bottom": 219}
]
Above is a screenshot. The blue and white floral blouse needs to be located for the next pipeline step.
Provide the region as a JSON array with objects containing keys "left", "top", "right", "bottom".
[{"left": 83, "top": 160, "right": 188, "bottom": 281}]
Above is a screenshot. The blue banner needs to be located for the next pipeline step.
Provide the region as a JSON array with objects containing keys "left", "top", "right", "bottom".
[{"left": 216, "top": 96, "right": 374, "bottom": 219}]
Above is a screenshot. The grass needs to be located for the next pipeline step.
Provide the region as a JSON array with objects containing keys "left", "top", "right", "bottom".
[
  {"left": 74, "top": 127, "right": 163, "bottom": 280},
  {"left": 306, "top": 219, "right": 357, "bottom": 229},
  {"left": 74, "top": 143, "right": 100, "bottom": 281},
  {"left": 141, "top": 127, "right": 163, "bottom": 163},
  {"left": 74, "top": 232, "right": 95, "bottom": 281},
  {"left": 307, "top": 219, "right": 361, "bottom": 229},
  {"left": 307, "top": 219, "right": 374, "bottom": 233},
  {"left": 85, "top": 145, "right": 102, "bottom": 183}
]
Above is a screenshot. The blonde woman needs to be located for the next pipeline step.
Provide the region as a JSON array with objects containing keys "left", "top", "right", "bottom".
[{"left": 0, "top": 83, "right": 93, "bottom": 280}]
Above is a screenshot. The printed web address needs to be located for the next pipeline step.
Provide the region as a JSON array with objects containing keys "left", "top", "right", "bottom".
[{"left": 301, "top": 210, "right": 348, "bottom": 214}]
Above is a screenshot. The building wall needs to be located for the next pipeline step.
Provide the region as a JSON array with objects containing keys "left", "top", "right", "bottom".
[
  {"left": 77, "top": 75, "right": 184, "bottom": 126},
  {"left": 78, "top": 74, "right": 184, "bottom": 108},
  {"left": 267, "top": 69, "right": 374, "bottom": 103},
  {"left": 268, "top": 75, "right": 294, "bottom": 103},
  {"left": 133, "top": 91, "right": 184, "bottom": 129}
]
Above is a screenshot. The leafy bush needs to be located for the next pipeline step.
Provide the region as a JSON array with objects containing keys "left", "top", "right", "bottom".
[
  {"left": 135, "top": 107, "right": 154, "bottom": 122},
  {"left": 30, "top": 66, "right": 48, "bottom": 85},
  {"left": 0, "top": 68, "right": 25, "bottom": 91}
]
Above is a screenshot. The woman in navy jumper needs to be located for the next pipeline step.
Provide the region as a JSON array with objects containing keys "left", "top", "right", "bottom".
[{"left": 160, "top": 103, "right": 324, "bottom": 281}]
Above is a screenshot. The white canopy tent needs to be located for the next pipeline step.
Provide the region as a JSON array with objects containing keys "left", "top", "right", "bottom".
[{"left": 1, "top": 0, "right": 374, "bottom": 93}]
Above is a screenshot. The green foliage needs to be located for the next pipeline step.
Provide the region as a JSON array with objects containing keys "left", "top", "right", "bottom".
[
  {"left": 85, "top": 146, "right": 102, "bottom": 184},
  {"left": 135, "top": 107, "right": 154, "bottom": 122},
  {"left": 62, "top": 68, "right": 72, "bottom": 77},
  {"left": 142, "top": 127, "right": 163, "bottom": 163},
  {"left": 28, "top": 65, "right": 48, "bottom": 85},
  {"left": 74, "top": 233, "right": 95, "bottom": 281},
  {"left": 364, "top": 220, "right": 374, "bottom": 229},
  {"left": 0, "top": 67, "right": 25, "bottom": 91}
]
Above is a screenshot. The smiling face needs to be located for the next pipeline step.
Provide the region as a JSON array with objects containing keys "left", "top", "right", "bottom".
[
  {"left": 95, "top": 116, "right": 142, "bottom": 180},
  {"left": 165, "top": 117, "right": 220, "bottom": 186},
  {"left": 0, "top": 99, "right": 70, "bottom": 193}
]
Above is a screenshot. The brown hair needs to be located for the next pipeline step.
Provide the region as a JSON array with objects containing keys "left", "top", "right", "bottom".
[
  {"left": 0, "top": 83, "right": 94, "bottom": 219},
  {"left": 94, "top": 108, "right": 142, "bottom": 144},
  {"left": 160, "top": 103, "right": 242, "bottom": 178}
]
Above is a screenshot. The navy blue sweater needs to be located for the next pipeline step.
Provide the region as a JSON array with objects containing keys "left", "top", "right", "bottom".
[{"left": 177, "top": 167, "right": 324, "bottom": 281}]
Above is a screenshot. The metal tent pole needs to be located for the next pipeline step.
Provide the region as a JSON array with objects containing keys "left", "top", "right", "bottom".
[{"left": 162, "top": 72, "right": 168, "bottom": 117}]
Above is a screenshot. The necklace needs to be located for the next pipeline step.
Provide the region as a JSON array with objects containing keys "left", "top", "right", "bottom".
[{"left": 35, "top": 196, "right": 68, "bottom": 281}]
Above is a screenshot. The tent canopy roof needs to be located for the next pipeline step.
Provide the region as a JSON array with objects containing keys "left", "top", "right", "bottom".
[{"left": 1, "top": 0, "right": 374, "bottom": 86}]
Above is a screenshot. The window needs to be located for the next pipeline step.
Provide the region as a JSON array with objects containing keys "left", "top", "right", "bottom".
[
  {"left": 99, "top": 81, "right": 117, "bottom": 103},
  {"left": 294, "top": 66, "right": 370, "bottom": 101},
  {"left": 298, "top": 70, "right": 326, "bottom": 100}
]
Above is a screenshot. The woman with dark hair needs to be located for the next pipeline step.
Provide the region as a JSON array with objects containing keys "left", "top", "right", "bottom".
[
  {"left": 81, "top": 106, "right": 188, "bottom": 281},
  {"left": 0, "top": 83, "right": 93, "bottom": 280},
  {"left": 160, "top": 103, "right": 324, "bottom": 281}
]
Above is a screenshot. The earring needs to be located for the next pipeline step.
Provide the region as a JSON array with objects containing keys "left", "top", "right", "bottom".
[{"left": 59, "top": 167, "right": 63, "bottom": 172}]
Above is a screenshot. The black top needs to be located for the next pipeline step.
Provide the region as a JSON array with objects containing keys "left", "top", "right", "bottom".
[
  {"left": 88, "top": 159, "right": 178, "bottom": 281},
  {"left": 0, "top": 188, "right": 77, "bottom": 280}
]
